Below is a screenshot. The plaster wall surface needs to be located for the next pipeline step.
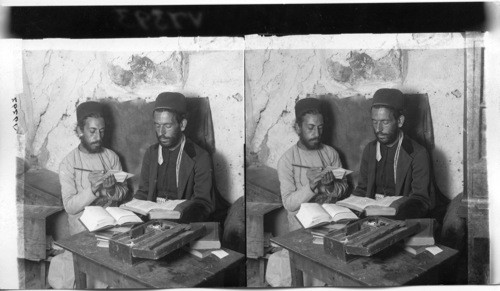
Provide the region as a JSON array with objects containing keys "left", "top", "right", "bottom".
[
  {"left": 246, "top": 40, "right": 464, "bottom": 199},
  {"left": 19, "top": 43, "right": 244, "bottom": 203},
  {"left": 403, "top": 49, "right": 464, "bottom": 198}
]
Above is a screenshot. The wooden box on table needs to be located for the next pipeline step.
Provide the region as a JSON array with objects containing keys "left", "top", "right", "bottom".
[
  {"left": 324, "top": 217, "right": 420, "bottom": 263},
  {"left": 109, "top": 220, "right": 206, "bottom": 265}
]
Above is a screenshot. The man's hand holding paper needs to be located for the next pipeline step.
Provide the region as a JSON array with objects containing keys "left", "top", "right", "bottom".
[
  {"left": 310, "top": 167, "right": 353, "bottom": 184},
  {"left": 306, "top": 167, "right": 324, "bottom": 191},
  {"left": 88, "top": 170, "right": 133, "bottom": 196},
  {"left": 107, "top": 170, "right": 134, "bottom": 183},
  {"left": 88, "top": 170, "right": 106, "bottom": 193},
  {"left": 323, "top": 167, "right": 353, "bottom": 179}
]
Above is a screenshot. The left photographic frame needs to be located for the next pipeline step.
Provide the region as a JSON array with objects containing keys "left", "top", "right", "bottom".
[{"left": 0, "top": 37, "right": 246, "bottom": 289}]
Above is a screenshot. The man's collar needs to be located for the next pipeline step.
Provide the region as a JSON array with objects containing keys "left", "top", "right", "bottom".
[
  {"left": 158, "top": 135, "right": 186, "bottom": 165},
  {"left": 385, "top": 130, "right": 402, "bottom": 148},
  {"left": 400, "top": 133, "right": 414, "bottom": 155},
  {"left": 376, "top": 131, "right": 403, "bottom": 161}
]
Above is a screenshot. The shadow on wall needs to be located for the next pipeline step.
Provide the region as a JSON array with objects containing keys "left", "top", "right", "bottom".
[
  {"left": 96, "top": 97, "right": 219, "bottom": 194},
  {"left": 319, "top": 94, "right": 374, "bottom": 188},
  {"left": 212, "top": 151, "right": 230, "bottom": 197}
]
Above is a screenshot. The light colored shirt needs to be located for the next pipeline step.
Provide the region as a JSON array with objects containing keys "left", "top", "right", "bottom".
[
  {"left": 277, "top": 143, "right": 348, "bottom": 231},
  {"left": 59, "top": 147, "right": 128, "bottom": 235}
]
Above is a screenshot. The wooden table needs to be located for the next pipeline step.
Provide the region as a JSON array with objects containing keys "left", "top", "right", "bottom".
[
  {"left": 55, "top": 231, "right": 245, "bottom": 288},
  {"left": 271, "top": 229, "right": 459, "bottom": 287}
]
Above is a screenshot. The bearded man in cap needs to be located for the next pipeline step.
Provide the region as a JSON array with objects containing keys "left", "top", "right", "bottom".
[
  {"left": 134, "top": 92, "right": 216, "bottom": 222},
  {"left": 59, "top": 101, "right": 129, "bottom": 235},
  {"left": 352, "top": 88, "right": 437, "bottom": 219},
  {"left": 52, "top": 101, "right": 128, "bottom": 289},
  {"left": 277, "top": 98, "right": 349, "bottom": 232}
]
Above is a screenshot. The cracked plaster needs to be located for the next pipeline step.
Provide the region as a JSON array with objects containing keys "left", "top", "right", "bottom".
[
  {"left": 246, "top": 48, "right": 404, "bottom": 167},
  {"left": 246, "top": 46, "right": 464, "bottom": 199},
  {"left": 19, "top": 45, "right": 244, "bottom": 203}
]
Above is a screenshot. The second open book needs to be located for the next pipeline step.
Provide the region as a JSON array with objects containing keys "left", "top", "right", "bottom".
[
  {"left": 296, "top": 203, "right": 358, "bottom": 229},
  {"left": 119, "top": 198, "right": 190, "bottom": 219},
  {"left": 79, "top": 206, "right": 143, "bottom": 232},
  {"left": 336, "top": 195, "right": 407, "bottom": 216},
  {"left": 296, "top": 195, "right": 406, "bottom": 229}
]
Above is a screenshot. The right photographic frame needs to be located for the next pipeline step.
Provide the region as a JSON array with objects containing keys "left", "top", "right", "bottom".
[{"left": 245, "top": 32, "right": 491, "bottom": 287}]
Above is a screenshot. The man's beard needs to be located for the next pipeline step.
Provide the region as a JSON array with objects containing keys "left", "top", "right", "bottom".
[
  {"left": 157, "top": 132, "right": 182, "bottom": 149},
  {"left": 375, "top": 130, "right": 398, "bottom": 145},
  {"left": 80, "top": 137, "right": 103, "bottom": 153},
  {"left": 299, "top": 136, "right": 321, "bottom": 150}
]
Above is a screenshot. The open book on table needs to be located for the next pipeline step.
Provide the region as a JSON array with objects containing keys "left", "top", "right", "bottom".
[
  {"left": 336, "top": 195, "right": 408, "bottom": 216},
  {"left": 79, "top": 206, "right": 143, "bottom": 232},
  {"left": 295, "top": 203, "right": 358, "bottom": 229},
  {"left": 120, "top": 198, "right": 191, "bottom": 219}
]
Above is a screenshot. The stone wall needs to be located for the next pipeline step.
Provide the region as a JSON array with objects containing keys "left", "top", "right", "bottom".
[
  {"left": 18, "top": 39, "right": 244, "bottom": 203},
  {"left": 246, "top": 34, "right": 465, "bottom": 199}
]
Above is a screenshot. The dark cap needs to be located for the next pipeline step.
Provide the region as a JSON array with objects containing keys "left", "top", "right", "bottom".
[
  {"left": 155, "top": 92, "right": 187, "bottom": 114},
  {"left": 372, "top": 88, "right": 404, "bottom": 111},
  {"left": 295, "top": 98, "right": 321, "bottom": 118},
  {"left": 76, "top": 101, "right": 103, "bottom": 122}
]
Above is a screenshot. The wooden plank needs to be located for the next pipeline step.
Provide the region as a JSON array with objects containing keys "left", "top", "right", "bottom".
[
  {"left": 24, "top": 168, "right": 62, "bottom": 200},
  {"left": 246, "top": 202, "right": 281, "bottom": 216},
  {"left": 22, "top": 217, "right": 46, "bottom": 261},
  {"left": 39, "top": 259, "right": 46, "bottom": 288},
  {"left": 18, "top": 258, "right": 46, "bottom": 289},
  {"left": 258, "top": 258, "right": 266, "bottom": 284},
  {"left": 18, "top": 168, "right": 62, "bottom": 207},
  {"left": 18, "top": 180, "right": 61, "bottom": 206},
  {"left": 272, "top": 229, "right": 458, "bottom": 286},
  {"left": 74, "top": 254, "right": 148, "bottom": 288},
  {"left": 16, "top": 168, "right": 64, "bottom": 265},
  {"left": 22, "top": 204, "right": 62, "bottom": 219},
  {"left": 247, "top": 258, "right": 267, "bottom": 287},
  {"left": 289, "top": 253, "right": 304, "bottom": 287},
  {"left": 246, "top": 213, "right": 264, "bottom": 258},
  {"left": 18, "top": 204, "right": 63, "bottom": 260},
  {"left": 246, "top": 202, "right": 281, "bottom": 259},
  {"left": 56, "top": 231, "right": 244, "bottom": 288},
  {"left": 73, "top": 255, "right": 88, "bottom": 289},
  {"left": 246, "top": 166, "right": 281, "bottom": 203},
  {"left": 464, "top": 31, "right": 489, "bottom": 285}
]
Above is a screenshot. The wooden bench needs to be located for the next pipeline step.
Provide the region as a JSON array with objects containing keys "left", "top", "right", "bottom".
[
  {"left": 17, "top": 167, "right": 64, "bottom": 289},
  {"left": 246, "top": 165, "right": 283, "bottom": 286}
]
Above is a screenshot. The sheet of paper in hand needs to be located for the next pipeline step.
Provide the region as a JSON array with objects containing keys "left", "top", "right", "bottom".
[
  {"left": 324, "top": 167, "right": 354, "bottom": 179},
  {"left": 313, "top": 167, "right": 354, "bottom": 182},
  {"left": 106, "top": 170, "right": 134, "bottom": 183}
]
